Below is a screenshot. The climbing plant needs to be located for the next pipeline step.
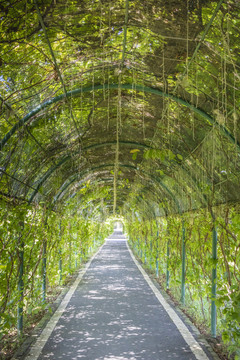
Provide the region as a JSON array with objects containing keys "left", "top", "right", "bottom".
[
  {"left": 1, "top": 0, "right": 240, "bottom": 358},
  {"left": 127, "top": 206, "right": 240, "bottom": 358},
  {"left": 0, "top": 198, "right": 110, "bottom": 347}
]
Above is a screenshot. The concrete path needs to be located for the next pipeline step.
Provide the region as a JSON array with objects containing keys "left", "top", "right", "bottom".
[{"left": 25, "top": 235, "right": 215, "bottom": 360}]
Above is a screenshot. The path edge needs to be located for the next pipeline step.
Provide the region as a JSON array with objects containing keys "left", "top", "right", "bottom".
[
  {"left": 126, "top": 240, "right": 221, "bottom": 360},
  {"left": 11, "top": 241, "right": 106, "bottom": 360}
]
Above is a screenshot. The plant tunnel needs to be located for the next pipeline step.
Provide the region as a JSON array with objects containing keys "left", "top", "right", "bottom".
[{"left": 0, "top": 0, "right": 239, "bottom": 358}]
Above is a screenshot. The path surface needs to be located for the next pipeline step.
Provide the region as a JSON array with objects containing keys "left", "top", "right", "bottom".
[{"left": 26, "top": 234, "right": 215, "bottom": 360}]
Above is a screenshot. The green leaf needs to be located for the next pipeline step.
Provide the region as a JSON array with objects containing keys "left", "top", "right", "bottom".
[
  {"left": 156, "top": 170, "right": 164, "bottom": 176},
  {"left": 132, "top": 152, "right": 138, "bottom": 160}
]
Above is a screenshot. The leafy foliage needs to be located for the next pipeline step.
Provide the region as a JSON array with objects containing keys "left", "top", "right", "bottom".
[
  {"left": 0, "top": 0, "right": 240, "bottom": 358},
  {"left": 127, "top": 206, "right": 240, "bottom": 358},
  {"left": 0, "top": 200, "right": 110, "bottom": 343}
]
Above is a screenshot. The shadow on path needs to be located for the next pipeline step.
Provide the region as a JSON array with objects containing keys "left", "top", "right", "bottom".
[{"left": 30, "top": 235, "right": 211, "bottom": 360}]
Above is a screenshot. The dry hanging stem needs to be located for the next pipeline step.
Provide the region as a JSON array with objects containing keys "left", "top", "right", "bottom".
[{"left": 113, "top": 75, "right": 121, "bottom": 215}]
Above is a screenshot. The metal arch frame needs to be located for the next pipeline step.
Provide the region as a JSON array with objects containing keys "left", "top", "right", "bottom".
[
  {"left": 27, "top": 139, "right": 205, "bottom": 210},
  {"left": 69, "top": 180, "right": 160, "bottom": 217},
  {"left": 72, "top": 177, "right": 132, "bottom": 198},
  {"left": 69, "top": 178, "right": 169, "bottom": 218},
  {"left": 26, "top": 141, "right": 206, "bottom": 212},
  {"left": 1, "top": 83, "right": 239, "bottom": 150},
  {"left": 50, "top": 163, "right": 181, "bottom": 213},
  {"left": 70, "top": 184, "right": 129, "bottom": 217},
  {"left": 69, "top": 177, "right": 130, "bottom": 200},
  {"left": 52, "top": 167, "right": 130, "bottom": 205},
  {"left": 28, "top": 140, "right": 151, "bottom": 203},
  {"left": 52, "top": 168, "right": 119, "bottom": 205}
]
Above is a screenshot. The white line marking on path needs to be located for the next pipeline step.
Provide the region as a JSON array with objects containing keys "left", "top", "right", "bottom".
[
  {"left": 126, "top": 241, "right": 210, "bottom": 360},
  {"left": 22, "top": 243, "right": 105, "bottom": 360}
]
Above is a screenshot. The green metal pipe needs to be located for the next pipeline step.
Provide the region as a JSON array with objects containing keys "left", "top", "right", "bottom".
[
  {"left": 211, "top": 226, "right": 218, "bottom": 337},
  {"left": 180, "top": 221, "right": 186, "bottom": 304},
  {"left": 42, "top": 241, "right": 47, "bottom": 303},
  {"left": 166, "top": 240, "right": 170, "bottom": 289},
  {"left": 1, "top": 84, "right": 239, "bottom": 151},
  {"left": 59, "top": 249, "right": 62, "bottom": 284},
  {"left": 150, "top": 239, "right": 152, "bottom": 270},
  {"left": 69, "top": 238, "right": 72, "bottom": 273},
  {"left": 28, "top": 155, "right": 71, "bottom": 203},
  {"left": 17, "top": 236, "right": 24, "bottom": 336},
  {"left": 144, "top": 236, "right": 147, "bottom": 264},
  {"left": 75, "top": 250, "right": 78, "bottom": 268},
  {"left": 58, "top": 221, "right": 62, "bottom": 284},
  {"left": 156, "top": 230, "right": 159, "bottom": 278}
]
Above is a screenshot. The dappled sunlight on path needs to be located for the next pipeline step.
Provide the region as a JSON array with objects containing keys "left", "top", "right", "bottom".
[{"left": 26, "top": 235, "right": 213, "bottom": 360}]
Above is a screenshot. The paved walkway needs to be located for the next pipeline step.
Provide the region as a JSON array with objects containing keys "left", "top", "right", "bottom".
[{"left": 25, "top": 235, "right": 216, "bottom": 360}]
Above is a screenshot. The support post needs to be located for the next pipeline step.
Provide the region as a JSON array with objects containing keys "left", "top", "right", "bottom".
[
  {"left": 211, "top": 226, "right": 218, "bottom": 337},
  {"left": 181, "top": 221, "right": 186, "bottom": 305},
  {"left": 42, "top": 240, "right": 47, "bottom": 303},
  {"left": 59, "top": 221, "right": 62, "bottom": 284},
  {"left": 75, "top": 250, "right": 78, "bottom": 268},
  {"left": 150, "top": 239, "right": 152, "bottom": 270},
  {"left": 42, "top": 214, "right": 49, "bottom": 303},
  {"left": 144, "top": 236, "right": 147, "bottom": 264},
  {"left": 166, "top": 240, "right": 170, "bottom": 289},
  {"left": 68, "top": 225, "right": 72, "bottom": 273},
  {"left": 156, "top": 230, "right": 159, "bottom": 278},
  {"left": 59, "top": 249, "right": 62, "bottom": 284},
  {"left": 17, "top": 222, "right": 24, "bottom": 336},
  {"left": 69, "top": 239, "right": 72, "bottom": 273},
  {"left": 80, "top": 246, "right": 83, "bottom": 263}
]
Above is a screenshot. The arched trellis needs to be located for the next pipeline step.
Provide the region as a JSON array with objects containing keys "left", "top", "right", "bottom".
[
  {"left": 28, "top": 140, "right": 151, "bottom": 203},
  {"left": 69, "top": 177, "right": 131, "bottom": 204},
  {"left": 50, "top": 163, "right": 181, "bottom": 213},
  {"left": 68, "top": 178, "right": 169, "bottom": 218},
  {"left": 27, "top": 140, "right": 211, "bottom": 208},
  {"left": 1, "top": 83, "right": 239, "bottom": 151},
  {"left": 2, "top": 82, "right": 238, "bottom": 212},
  {"left": 70, "top": 190, "right": 128, "bottom": 217}
]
